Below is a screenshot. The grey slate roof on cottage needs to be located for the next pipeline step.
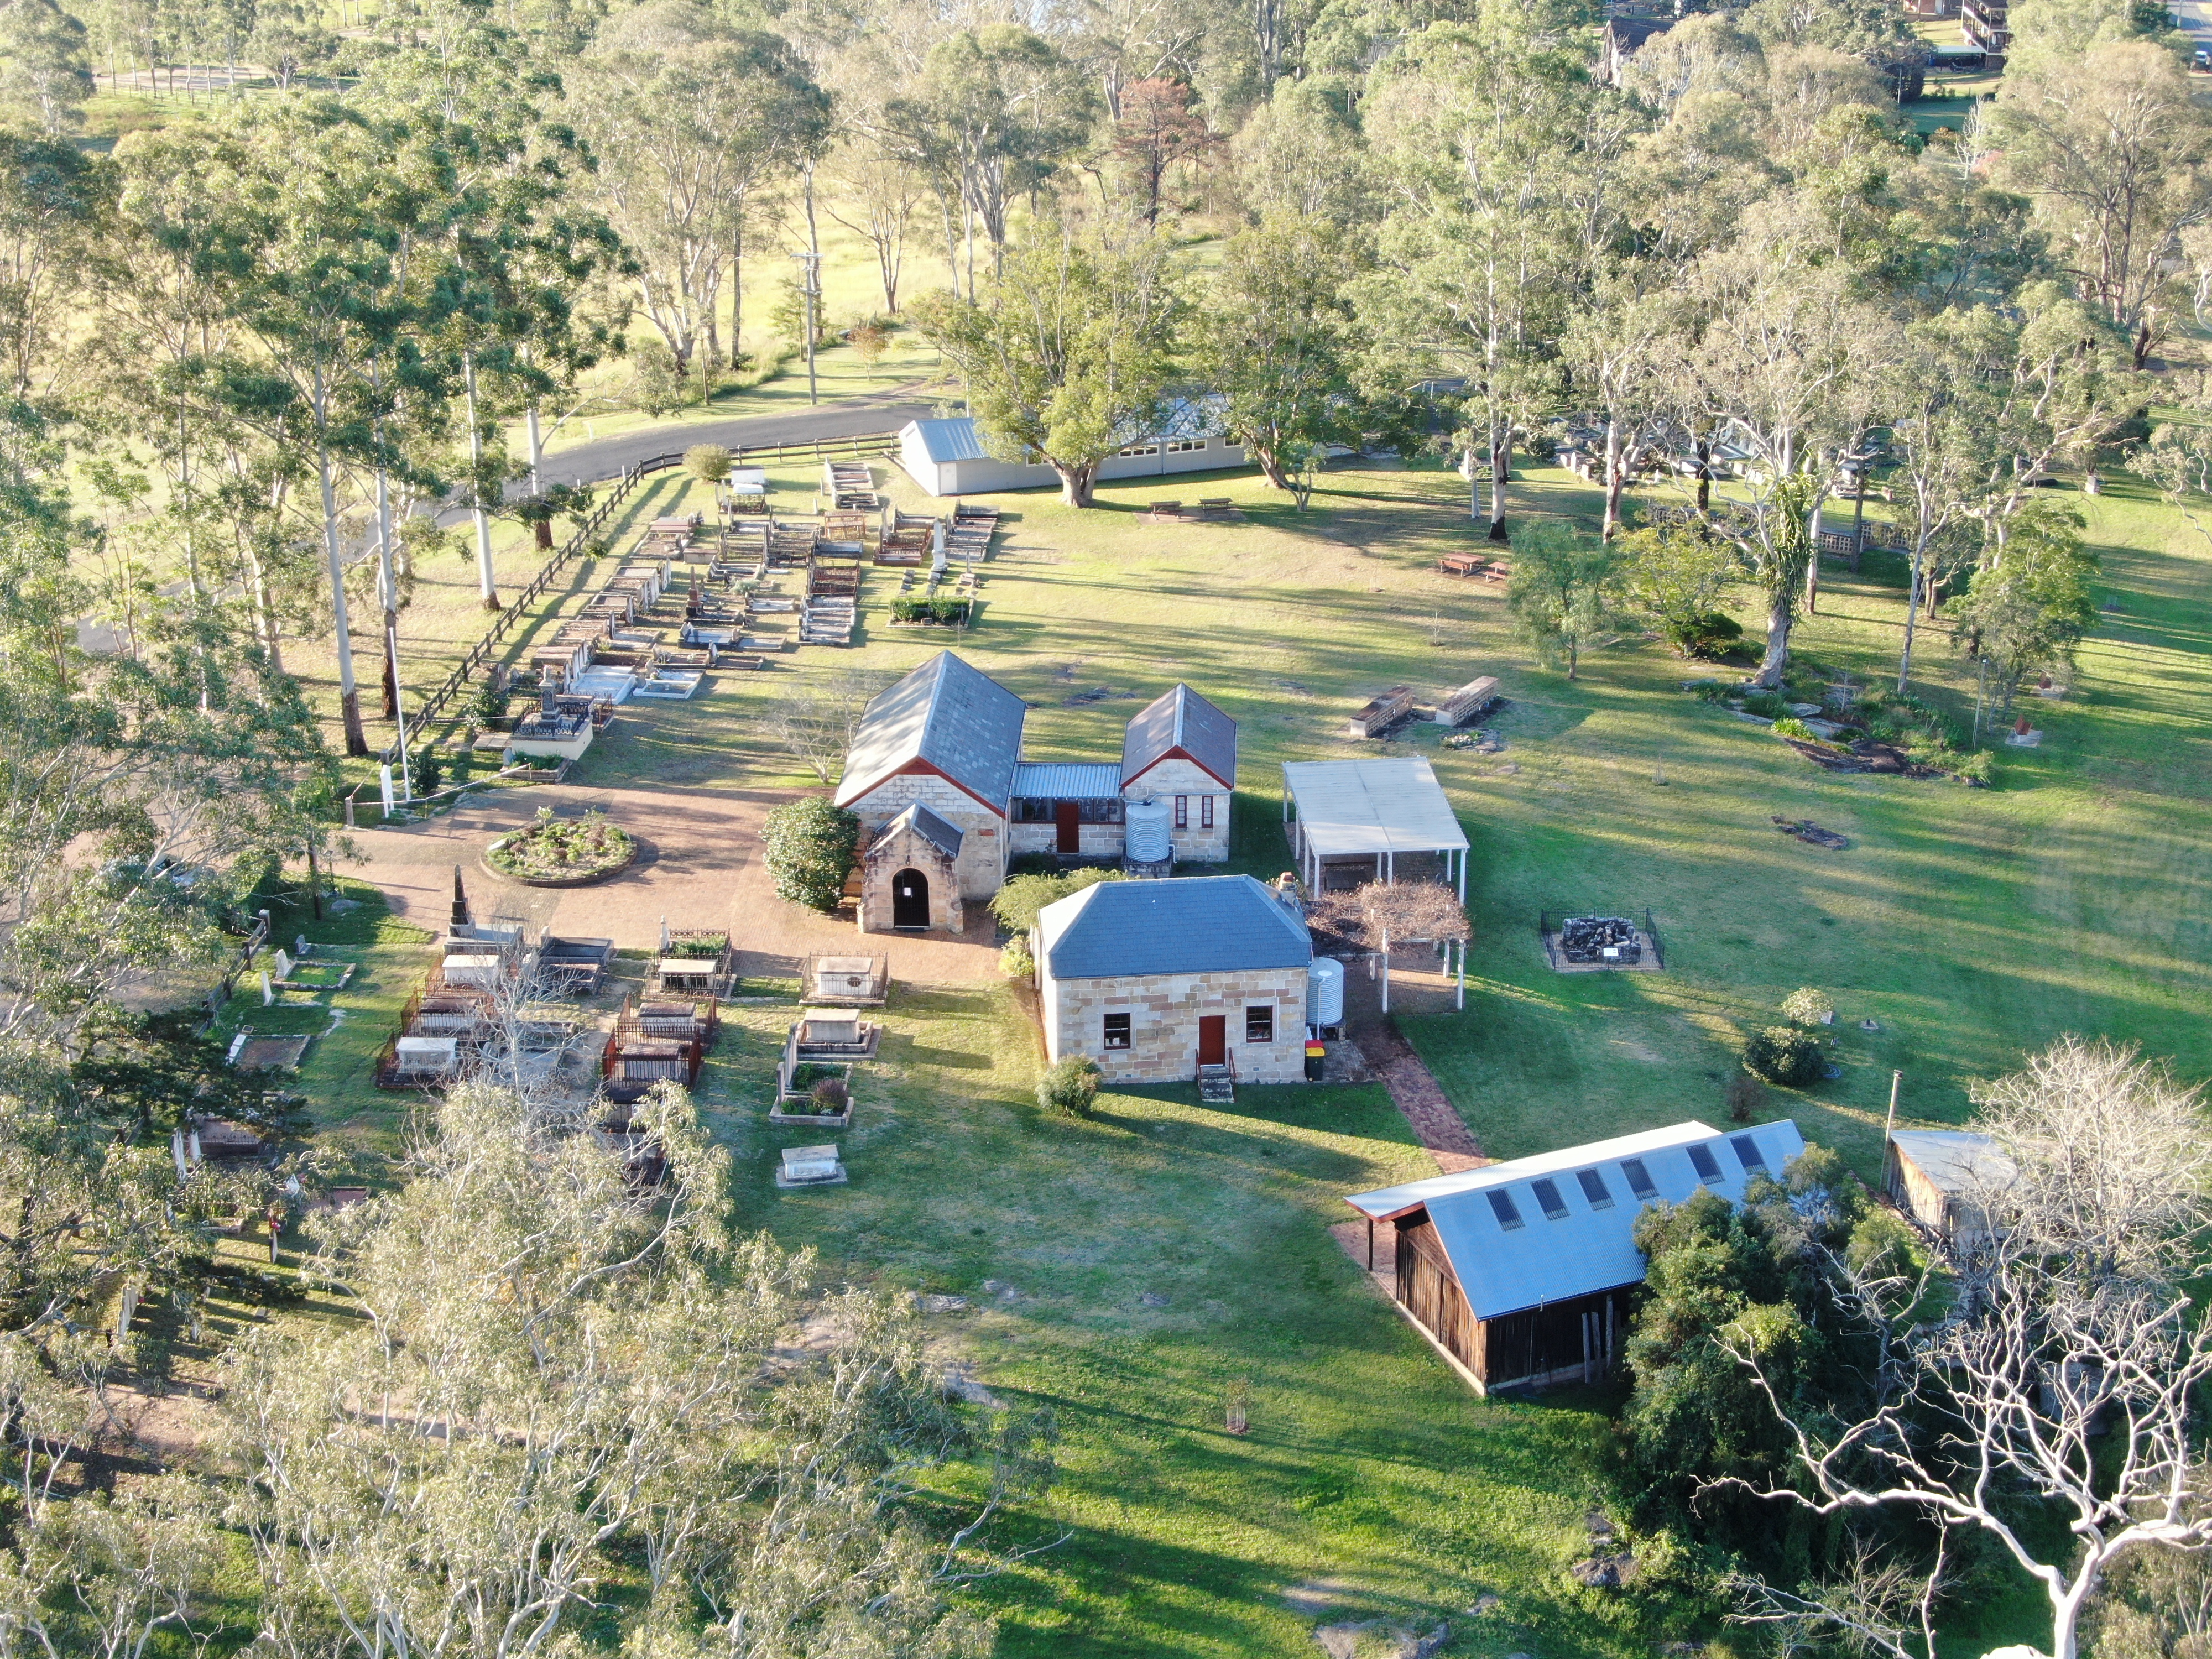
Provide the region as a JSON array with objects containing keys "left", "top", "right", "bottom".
[
  {"left": 1010, "top": 761, "right": 1124, "bottom": 800},
  {"left": 834, "top": 651, "right": 1027, "bottom": 813},
  {"left": 1345, "top": 1119, "right": 1808, "bottom": 1320},
  {"left": 1122, "top": 684, "right": 1238, "bottom": 789},
  {"left": 1039, "top": 875, "right": 1311, "bottom": 980},
  {"left": 876, "top": 802, "right": 964, "bottom": 860}
]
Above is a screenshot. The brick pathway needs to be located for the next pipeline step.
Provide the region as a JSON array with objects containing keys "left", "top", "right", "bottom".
[{"left": 1353, "top": 1018, "right": 1486, "bottom": 1173}]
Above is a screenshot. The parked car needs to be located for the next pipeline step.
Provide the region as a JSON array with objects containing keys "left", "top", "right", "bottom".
[{"left": 2195, "top": 46, "right": 2209, "bottom": 70}]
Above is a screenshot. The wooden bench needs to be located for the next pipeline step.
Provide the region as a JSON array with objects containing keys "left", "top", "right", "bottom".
[{"left": 1197, "top": 497, "right": 1234, "bottom": 520}]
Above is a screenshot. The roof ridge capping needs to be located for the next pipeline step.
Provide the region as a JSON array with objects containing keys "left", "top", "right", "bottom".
[{"left": 1122, "top": 681, "right": 1238, "bottom": 790}]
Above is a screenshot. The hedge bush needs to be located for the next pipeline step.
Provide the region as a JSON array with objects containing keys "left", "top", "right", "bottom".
[
  {"left": 1037, "top": 1056, "right": 1101, "bottom": 1118},
  {"left": 1664, "top": 610, "right": 1744, "bottom": 659},
  {"left": 891, "top": 595, "right": 971, "bottom": 625},
  {"left": 999, "top": 936, "right": 1035, "bottom": 980},
  {"left": 989, "top": 867, "right": 1126, "bottom": 933},
  {"left": 1741, "top": 1025, "right": 1825, "bottom": 1088},
  {"left": 762, "top": 798, "right": 861, "bottom": 914}
]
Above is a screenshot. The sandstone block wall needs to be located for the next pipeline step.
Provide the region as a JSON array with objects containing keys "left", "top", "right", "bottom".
[
  {"left": 858, "top": 823, "right": 964, "bottom": 933},
  {"left": 1042, "top": 963, "right": 1309, "bottom": 1083},
  {"left": 1122, "top": 759, "right": 1230, "bottom": 862},
  {"left": 848, "top": 772, "right": 1006, "bottom": 899},
  {"left": 1009, "top": 821, "right": 1128, "bottom": 860}
]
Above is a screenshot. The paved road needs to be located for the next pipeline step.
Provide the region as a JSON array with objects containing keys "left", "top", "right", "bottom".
[{"left": 530, "top": 393, "right": 935, "bottom": 489}]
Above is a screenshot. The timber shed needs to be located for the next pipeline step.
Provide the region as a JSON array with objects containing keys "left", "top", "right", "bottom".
[
  {"left": 1885, "top": 1130, "right": 2013, "bottom": 1248},
  {"left": 896, "top": 413, "right": 1249, "bottom": 498},
  {"left": 1345, "top": 1118, "right": 1807, "bottom": 1394}
]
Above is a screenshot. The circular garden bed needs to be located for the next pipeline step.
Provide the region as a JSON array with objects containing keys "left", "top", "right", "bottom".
[{"left": 483, "top": 811, "right": 637, "bottom": 886}]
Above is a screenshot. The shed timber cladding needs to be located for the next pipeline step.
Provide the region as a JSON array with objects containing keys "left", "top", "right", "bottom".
[
  {"left": 1344, "top": 1118, "right": 1807, "bottom": 1319},
  {"left": 833, "top": 651, "right": 1028, "bottom": 813},
  {"left": 1039, "top": 875, "right": 1312, "bottom": 979},
  {"left": 1122, "top": 684, "right": 1238, "bottom": 789},
  {"left": 1282, "top": 758, "right": 1470, "bottom": 859},
  {"left": 1010, "top": 761, "right": 1124, "bottom": 799}
]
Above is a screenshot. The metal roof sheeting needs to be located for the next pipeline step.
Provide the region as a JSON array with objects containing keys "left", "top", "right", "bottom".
[
  {"left": 1011, "top": 762, "right": 1124, "bottom": 800},
  {"left": 907, "top": 418, "right": 998, "bottom": 464},
  {"left": 1283, "top": 758, "right": 1470, "bottom": 857},
  {"left": 1890, "top": 1130, "right": 2015, "bottom": 1196},
  {"left": 833, "top": 651, "right": 1027, "bottom": 812},
  {"left": 1039, "top": 875, "right": 1312, "bottom": 980},
  {"left": 1123, "top": 684, "right": 1238, "bottom": 789},
  {"left": 1345, "top": 1119, "right": 1808, "bottom": 1319}
]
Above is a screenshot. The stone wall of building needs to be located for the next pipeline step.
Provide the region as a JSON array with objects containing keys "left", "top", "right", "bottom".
[
  {"left": 1042, "top": 963, "right": 1309, "bottom": 1083},
  {"left": 1008, "top": 820, "right": 1128, "bottom": 860},
  {"left": 848, "top": 771, "right": 1006, "bottom": 899},
  {"left": 1121, "top": 757, "right": 1230, "bottom": 862},
  {"left": 858, "top": 823, "right": 964, "bottom": 933}
]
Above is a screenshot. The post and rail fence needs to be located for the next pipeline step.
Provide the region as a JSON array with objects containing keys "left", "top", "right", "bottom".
[{"left": 386, "top": 434, "right": 902, "bottom": 760}]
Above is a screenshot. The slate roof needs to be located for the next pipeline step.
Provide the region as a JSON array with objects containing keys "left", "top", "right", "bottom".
[
  {"left": 1345, "top": 1119, "right": 1808, "bottom": 1320},
  {"left": 833, "top": 652, "right": 1027, "bottom": 813},
  {"left": 1011, "top": 762, "right": 1124, "bottom": 800},
  {"left": 1890, "top": 1130, "right": 2015, "bottom": 1196},
  {"left": 1039, "top": 875, "right": 1312, "bottom": 980},
  {"left": 876, "top": 802, "right": 964, "bottom": 860},
  {"left": 1123, "top": 684, "right": 1238, "bottom": 790}
]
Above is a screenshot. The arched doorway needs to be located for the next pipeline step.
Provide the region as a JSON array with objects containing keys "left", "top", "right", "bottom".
[{"left": 891, "top": 868, "right": 930, "bottom": 929}]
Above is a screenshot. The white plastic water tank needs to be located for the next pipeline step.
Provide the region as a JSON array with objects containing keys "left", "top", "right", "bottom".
[
  {"left": 1306, "top": 958, "right": 1344, "bottom": 1029},
  {"left": 1125, "top": 798, "right": 1172, "bottom": 863}
]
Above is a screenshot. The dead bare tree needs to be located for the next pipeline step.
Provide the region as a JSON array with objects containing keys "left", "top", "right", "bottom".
[
  {"left": 765, "top": 669, "right": 896, "bottom": 785},
  {"left": 1711, "top": 1040, "right": 2212, "bottom": 1659}
]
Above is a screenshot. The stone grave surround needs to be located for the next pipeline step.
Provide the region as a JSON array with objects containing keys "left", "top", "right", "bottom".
[
  {"left": 858, "top": 814, "right": 966, "bottom": 934},
  {"left": 1044, "top": 964, "right": 1310, "bottom": 1084}
]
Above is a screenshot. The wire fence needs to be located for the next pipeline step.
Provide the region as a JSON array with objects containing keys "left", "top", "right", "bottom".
[{"left": 1537, "top": 906, "right": 1665, "bottom": 971}]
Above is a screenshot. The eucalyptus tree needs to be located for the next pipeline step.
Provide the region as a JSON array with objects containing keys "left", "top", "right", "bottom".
[
  {"left": 575, "top": 6, "right": 830, "bottom": 377},
  {"left": 0, "top": 134, "right": 109, "bottom": 409},
  {"left": 0, "top": 0, "right": 94, "bottom": 136},
  {"left": 915, "top": 221, "right": 1180, "bottom": 507},
  {"left": 1683, "top": 230, "right": 1892, "bottom": 685},
  {"left": 1190, "top": 213, "right": 1367, "bottom": 501},
  {"left": 1992, "top": 41, "right": 2212, "bottom": 368},
  {"left": 1358, "top": 9, "right": 1606, "bottom": 541}
]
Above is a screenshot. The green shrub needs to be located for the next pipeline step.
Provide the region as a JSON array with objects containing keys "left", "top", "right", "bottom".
[
  {"left": 1953, "top": 750, "right": 1994, "bottom": 784},
  {"left": 471, "top": 682, "right": 510, "bottom": 723},
  {"left": 1724, "top": 1072, "right": 1768, "bottom": 1123},
  {"left": 1665, "top": 610, "right": 1743, "bottom": 659},
  {"left": 1742, "top": 1025, "right": 1825, "bottom": 1088},
  {"left": 1037, "top": 1056, "right": 1101, "bottom": 1118},
  {"left": 630, "top": 337, "right": 686, "bottom": 418},
  {"left": 1740, "top": 691, "right": 1787, "bottom": 718},
  {"left": 999, "top": 936, "right": 1035, "bottom": 979},
  {"left": 1770, "top": 717, "right": 1818, "bottom": 742},
  {"left": 989, "top": 867, "right": 1126, "bottom": 934},
  {"left": 684, "top": 444, "right": 733, "bottom": 483},
  {"left": 890, "top": 595, "right": 971, "bottom": 625},
  {"left": 1687, "top": 680, "right": 1730, "bottom": 703},
  {"left": 761, "top": 798, "right": 860, "bottom": 914},
  {"left": 1779, "top": 987, "right": 1833, "bottom": 1027},
  {"left": 809, "top": 1075, "right": 849, "bottom": 1113},
  {"left": 411, "top": 749, "right": 444, "bottom": 796}
]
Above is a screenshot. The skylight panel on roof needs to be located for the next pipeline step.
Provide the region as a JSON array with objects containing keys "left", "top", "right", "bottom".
[
  {"left": 1530, "top": 1178, "right": 1569, "bottom": 1220},
  {"left": 1620, "top": 1157, "right": 1658, "bottom": 1201},
  {"left": 1687, "top": 1142, "right": 1723, "bottom": 1183},
  {"left": 1730, "top": 1134, "right": 1767, "bottom": 1172},
  {"left": 1486, "top": 1190, "right": 1525, "bottom": 1231},
  {"left": 1577, "top": 1169, "right": 1614, "bottom": 1209}
]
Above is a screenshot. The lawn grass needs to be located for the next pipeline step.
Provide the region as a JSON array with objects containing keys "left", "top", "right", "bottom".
[
  {"left": 265, "top": 441, "right": 2206, "bottom": 1652},
  {"left": 705, "top": 984, "right": 1674, "bottom": 1659}
]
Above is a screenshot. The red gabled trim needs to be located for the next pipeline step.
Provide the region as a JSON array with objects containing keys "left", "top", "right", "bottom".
[
  {"left": 1123, "top": 744, "right": 1232, "bottom": 794},
  {"left": 845, "top": 756, "right": 1007, "bottom": 820}
]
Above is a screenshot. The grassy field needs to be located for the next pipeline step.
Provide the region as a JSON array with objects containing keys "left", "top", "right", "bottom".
[{"left": 263, "top": 440, "right": 2203, "bottom": 1654}]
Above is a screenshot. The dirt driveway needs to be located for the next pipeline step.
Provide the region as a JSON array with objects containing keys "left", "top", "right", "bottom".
[{"left": 343, "top": 784, "right": 1000, "bottom": 984}]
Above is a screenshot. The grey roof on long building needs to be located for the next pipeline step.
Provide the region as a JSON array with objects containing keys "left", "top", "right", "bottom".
[
  {"left": 1039, "top": 875, "right": 1312, "bottom": 980},
  {"left": 905, "top": 418, "right": 997, "bottom": 464},
  {"left": 1123, "top": 684, "right": 1238, "bottom": 789},
  {"left": 878, "top": 802, "right": 964, "bottom": 860},
  {"left": 833, "top": 651, "right": 1027, "bottom": 813},
  {"left": 1345, "top": 1119, "right": 1808, "bottom": 1320},
  {"left": 1890, "top": 1130, "right": 2015, "bottom": 1196},
  {"left": 1011, "top": 761, "right": 1124, "bottom": 800}
]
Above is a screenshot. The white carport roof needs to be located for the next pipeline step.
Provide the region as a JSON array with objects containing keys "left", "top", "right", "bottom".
[{"left": 1282, "top": 758, "right": 1469, "bottom": 858}]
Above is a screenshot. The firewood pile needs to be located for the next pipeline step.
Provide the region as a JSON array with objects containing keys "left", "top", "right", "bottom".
[
  {"left": 1306, "top": 882, "right": 1471, "bottom": 951},
  {"left": 1559, "top": 915, "right": 1640, "bottom": 964}
]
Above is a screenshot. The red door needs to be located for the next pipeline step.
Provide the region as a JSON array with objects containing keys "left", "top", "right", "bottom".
[
  {"left": 1197, "top": 1015, "right": 1226, "bottom": 1067},
  {"left": 1055, "top": 801, "right": 1081, "bottom": 854}
]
